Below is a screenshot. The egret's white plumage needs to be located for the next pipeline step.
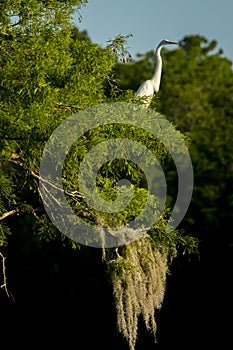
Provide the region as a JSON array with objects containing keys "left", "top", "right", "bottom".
[{"left": 136, "top": 39, "right": 177, "bottom": 107}]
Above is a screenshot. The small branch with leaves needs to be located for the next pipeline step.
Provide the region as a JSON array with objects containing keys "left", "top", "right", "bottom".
[{"left": 106, "top": 33, "right": 133, "bottom": 63}]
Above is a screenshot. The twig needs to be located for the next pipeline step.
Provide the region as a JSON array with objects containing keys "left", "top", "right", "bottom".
[
  {"left": 11, "top": 19, "right": 23, "bottom": 27},
  {"left": 0, "top": 252, "right": 15, "bottom": 302},
  {"left": 0, "top": 210, "right": 19, "bottom": 221},
  {"left": 31, "top": 170, "right": 83, "bottom": 199}
]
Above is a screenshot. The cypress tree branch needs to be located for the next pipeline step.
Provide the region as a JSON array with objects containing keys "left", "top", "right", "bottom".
[{"left": 0, "top": 210, "right": 19, "bottom": 221}]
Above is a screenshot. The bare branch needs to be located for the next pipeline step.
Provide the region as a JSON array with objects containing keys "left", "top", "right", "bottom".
[
  {"left": 31, "top": 170, "right": 83, "bottom": 199},
  {"left": 0, "top": 252, "right": 15, "bottom": 302},
  {"left": 0, "top": 210, "right": 19, "bottom": 221}
]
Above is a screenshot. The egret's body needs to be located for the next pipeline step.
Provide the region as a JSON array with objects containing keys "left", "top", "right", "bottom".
[{"left": 136, "top": 39, "right": 177, "bottom": 106}]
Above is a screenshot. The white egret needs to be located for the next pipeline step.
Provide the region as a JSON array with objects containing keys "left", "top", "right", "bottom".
[{"left": 136, "top": 39, "right": 177, "bottom": 107}]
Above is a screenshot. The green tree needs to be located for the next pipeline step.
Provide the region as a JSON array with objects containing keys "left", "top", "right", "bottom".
[
  {"left": 0, "top": 0, "right": 115, "bottom": 245},
  {"left": 0, "top": 2, "right": 198, "bottom": 349}
]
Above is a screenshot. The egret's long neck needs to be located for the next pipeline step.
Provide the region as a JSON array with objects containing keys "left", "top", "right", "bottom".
[{"left": 151, "top": 46, "right": 163, "bottom": 92}]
